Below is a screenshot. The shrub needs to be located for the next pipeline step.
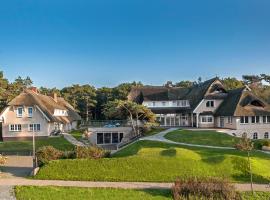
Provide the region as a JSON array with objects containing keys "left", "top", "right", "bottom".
[
  {"left": 36, "top": 146, "right": 63, "bottom": 166},
  {"left": 0, "top": 154, "right": 7, "bottom": 165},
  {"left": 172, "top": 177, "right": 241, "bottom": 200},
  {"left": 253, "top": 140, "right": 270, "bottom": 149},
  {"left": 62, "top": 151, "right": 76, "bottom": 159},
  {"left": 75, "top": 146, "right": 110, "bottom": 159}
]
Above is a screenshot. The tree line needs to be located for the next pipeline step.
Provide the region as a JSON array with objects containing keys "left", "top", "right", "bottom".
[{"left": 0, "top": 71, "right": 269, "bottom": 120}]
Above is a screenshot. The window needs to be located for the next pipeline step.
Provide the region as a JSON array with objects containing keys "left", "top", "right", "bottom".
[
  {"left": 96, "top": 132, "right": 124, "bottom": 145},
  {"left": 162, "top": 102, "right": 166, "bottom": 106},
  {"left": 97, "top": 133, "right": 103, "bottom": 144},
  {"left": 17, "top": 107, "right": 23, "bottom": 117},
  {"left": 28, "top": 124, "right": 41, "bottom": 132},
  {"left": 227, "top": 116, "right": 233, "bottom": 124},
  {"left": 251, "top": 116, "right": 260, "bottom": 124},
  {"left": 152, "top": 102, "right": 156, "bottom": 107},
  {"left": 28, "top": 107, "right": 33, "bottom": 118},
  {"left": 253, "top": 132, "right": 258, "bottom": 140},
  {"left": 9, "top": 124, "right": 22, "bottom": 132},
  {"left": 112, "top": 132, "right": 119, "bottom": 144},
  {"left": 240, "top": 116, "right": 249, "bottom": 124},
  {"left": 206, "top": 101, "right": 214, "bottom": 108},
  {"left": 201, "top": 116, "right": 213, "bottom": 123},
  {"left": 264, "top": 132, "right": 269, "bottom": 139},
  {"left": 263, "top": 116, "right": 270, "bottom": 124}
]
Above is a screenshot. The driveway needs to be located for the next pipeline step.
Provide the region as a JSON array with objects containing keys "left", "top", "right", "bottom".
[{"left": 0, "top": 156, "right": 33, "bottom": 179}]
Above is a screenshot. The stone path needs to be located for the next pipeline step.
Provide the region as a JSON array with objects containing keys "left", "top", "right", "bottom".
[
  {"left": 140, "top": 128, "right": 235, "bottom": 150},
  {"left": 62, "top": 133, "right": 85, "bottom": 146},
  {"left": 0, "top": 186, "right": 16, "bottom": 200},
  {"left": 0, "top": 178, "right": 269, "bottom": 192}
]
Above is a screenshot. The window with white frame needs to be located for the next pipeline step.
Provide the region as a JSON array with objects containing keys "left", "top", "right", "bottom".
[
  {"left": 162, "top": 101, "right": 166, "bottom": 106},
  {"left": 9, "top": 124, "right": 22, "bottom": 132},
  {"left": 28, "top": 124, "right": 41, "bottom": 132},
  {"left": 201, "top": 116, "right": 213, "bottom": 123},
  {"left": 251, "top": 116, "right": 260, "bottom": 124},
  {"left": 263, "top": 116, "right": 270, "bottom": 124},
  {"left": 206, "top": 100, "right": 214, "bottom": 108},
  {"left": 227, "top": 116, "right": 233, "bottom": 124},
  {"left": 16, "top": 107, "right": 23, "bottom": 117},
  {"left": 240, "top": 116, "right": 249, "bottom": 124},
  {"left": 264, "top": 132, "right": 269, "bottom": 139},
  {"left": 96, "top": 132, "right": 124, "bottom": 145},
  {"left": 28, "top": 107, "right": 33, "bottom": 118},
  {"left": 253, "top": 132, "right": 258, "bottom": 140}
]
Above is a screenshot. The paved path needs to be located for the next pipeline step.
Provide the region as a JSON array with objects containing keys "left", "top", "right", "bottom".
[
  {"left": 140, "top": 128, "right": 235, "bottom": 150},
  {"left": 0, "top": 178, "right": 269, "bottom": 192},
  {"left": 0, "top": 186, "right": 16, "bottom": 200},
  {"left": 62, "top": 133, "right": 85, "bottom": 146},
  {"left": 0, "top": 156, "right": 33, "bottom": 179}
]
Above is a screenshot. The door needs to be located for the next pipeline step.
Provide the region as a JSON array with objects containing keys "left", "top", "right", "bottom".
[{"left": 220, "top": 117, "right": 224, "bottom": 128}]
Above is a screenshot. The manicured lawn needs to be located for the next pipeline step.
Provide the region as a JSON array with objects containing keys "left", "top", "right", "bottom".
[
  {"left": 69, "top": 130, "right": 84, "bottom": 140},
  {"left": 165, "top": 129, "right": 240, "bottom": 147},
  {"left": 144, "top": 127, "right": 167, "bottom": 136},
  {"left": 0, "top": 136, "right": 74, "bottom": 153},
  {"left": 15, "top": 186, "right": 172, "bottom": 200},
  {"left": 14, "top": 186, "right": 270, "bottom": 200},
  {"left": 35, "top": 140, "right": 270, "bottom": 183}
]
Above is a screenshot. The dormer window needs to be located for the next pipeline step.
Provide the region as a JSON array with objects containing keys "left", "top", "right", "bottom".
[
  {"left": 54, "top": 109, "right": 68, "bottom": 116},
  {"left": 250, "top": 100, "right": 264, "bottom": 107},
  {"left": 16, "top": 107, "right": 23, "bottom": 118},
  {"left": 206, "top": 100, "right": 214, "bottom": 108},
  {"left": 28, "top": 107, "right": 33, "bottom": 118}
]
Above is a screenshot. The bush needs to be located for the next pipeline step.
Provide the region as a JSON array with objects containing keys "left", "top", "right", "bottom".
[
  {"left": 62, "top": 151, "right": 76, "bottom": 159},
  {"left": 0, "top": 154, "right": 7, "bottom": 165},
  {"left": 36, "top": 146, "right": 63, "bottom": 166},
  {"left": 253, "top": 140, "right": 270, "bottom": 149},
  {"left": 75, "top": 146, "right": 110, "bottom": 159},
  {"left": 172, "top": 177, "right": 241, "bottom": 200}
]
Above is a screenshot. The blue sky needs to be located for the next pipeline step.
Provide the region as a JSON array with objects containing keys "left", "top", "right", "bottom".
[{"left": 0, "top": 0, "right": 270, "bottom": 88}]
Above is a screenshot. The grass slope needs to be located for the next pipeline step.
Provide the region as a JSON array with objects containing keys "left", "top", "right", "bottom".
[
  {"left": 165, "top": 129, "right": 240, "bottom": 147},
  {"left": 15, "top": 186, "right": 270, "bottom": 200},
  {"left": 69, "top": 130, "right": 83, "bottom": 140},
  {"left": 35, "top": 141, "right": 270, "bottom": 183},
  {"left": 0, "top": 136, "right": 74, "bottom": 153},
  {"left": 15, "top": 186, "right": 171, "bottom": 200}
]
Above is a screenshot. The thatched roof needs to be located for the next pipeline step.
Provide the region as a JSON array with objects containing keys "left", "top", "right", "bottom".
[
  {"left": 8, "top": 89, "right": 81, "bottom": 124},
  {"left": 215, "top": 87, "right": 270, "bottom": 116},
  {"left": 128, "top": 77, "right": 224, "bottom": 110}
]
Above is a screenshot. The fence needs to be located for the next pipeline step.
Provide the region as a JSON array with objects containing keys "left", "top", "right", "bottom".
[{"left": 81, "top": 120, "right": 130, "bottom": 128}]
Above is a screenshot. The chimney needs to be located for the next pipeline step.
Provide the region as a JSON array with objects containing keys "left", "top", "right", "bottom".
[
  {"left": 51, "top": 93, "right": 58, "bottom": 103},
  {"left": 29, "top": 87, "right": 39, "bottom": 93}
]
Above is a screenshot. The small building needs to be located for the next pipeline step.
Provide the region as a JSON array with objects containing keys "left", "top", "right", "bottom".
[
  {"left": 128, "top": 77, "right": 270, "bottom": 140},
  {"left": 0, "top": 88, "right": 81, "bottom": 141}
]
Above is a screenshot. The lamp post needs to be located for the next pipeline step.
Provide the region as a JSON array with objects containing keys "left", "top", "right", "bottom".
[{"left": 32, "top": 126, "right": 37, "bottom": 168}]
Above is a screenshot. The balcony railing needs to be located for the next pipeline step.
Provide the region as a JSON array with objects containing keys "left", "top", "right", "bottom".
[{"left": 81, "top": 120, "right": 130, "bottom": 128}]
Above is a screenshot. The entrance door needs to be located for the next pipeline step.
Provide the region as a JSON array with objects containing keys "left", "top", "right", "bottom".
[{"left": 220, "top": 117, "right": 224, "bottom": 128}]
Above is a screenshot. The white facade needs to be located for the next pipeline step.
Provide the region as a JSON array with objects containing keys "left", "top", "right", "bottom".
[{"left": 143, "top": 100, "right": 190, "bottom": 108}]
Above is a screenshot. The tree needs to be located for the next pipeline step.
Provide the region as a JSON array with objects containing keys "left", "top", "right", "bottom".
[
  {"left": 61, "top": 84, "right": 97, "bottom": 120},
  {"left": 242, "top": 75, "right": 262, "bottom": 88},
  {"left": 112, "top": 82, "right": 143, "bottom": 100},
  {"left": 95, "top": 87, "right": 114, "bottom": 120},
  {"left": 222, "top": 77, "right": 244, "bottom": 90},
  {"left": 39, "top": 87, "right": 61, "bottom": 96},
  {"left": 235, "top": 134, "right": 254, "bottom": 193},
  {"left": 174, "top": 80, "right": 194, "bottom": 88},
  {"left": 103, "top": 100, "right": 156, "bottom": 136},
  {"left": 0, "top": 71, "right": 9, "bottom": 111}
]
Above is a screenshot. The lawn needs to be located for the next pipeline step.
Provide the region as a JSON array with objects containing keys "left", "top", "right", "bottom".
[
  {"left": 35, "top": 140, "right": 270, "bottom": 183},
  {"left": 0, "top": 136, "right": 74, "bottom": 153},
  {"left": 14, "top": 186, "right": 270, "bottom": 200},
  {"left": 144, "top": 127, "right": 167, "bottom": 136},
  {"left": 69, "top": 130, "right": 84, "bottom": 140},
  {"left": 165, "top": 129, "right": 240, "bottom": 147},
  {"left": 15, "top": 186, "right": 172, "bottom": 200}
]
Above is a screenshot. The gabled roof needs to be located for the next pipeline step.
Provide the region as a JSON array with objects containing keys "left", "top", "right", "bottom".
[
  {"left": 128, "top": 77, "right": 223, "bottom": 110},
  {"left": 215, "top": 87, "right": 270, "bottom": 116},
  {"left": 8, "top": 89, "right": 81, "bottom": 123}
]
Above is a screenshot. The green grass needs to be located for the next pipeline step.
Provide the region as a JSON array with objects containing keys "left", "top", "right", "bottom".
[
  {"left": 0, "top": 136, "right": 74, "bottom": 153},
  {"left": 35, "top": 140, "right": 270, "bottom": 183},
  {"left": 15, "top": 186, "right": 172, "bottom": 200},
  {"left": 144, "top": 127, "right": 167, "bottom": 136},
  {"left": 165, "top": 129, "right": 240, "bottom": 147},
  {"left": 14, "top": 186, "right": 270, "bottom": 200},
  {"left": 69, "top": 130, "right": 83, "bottom": 140}
]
